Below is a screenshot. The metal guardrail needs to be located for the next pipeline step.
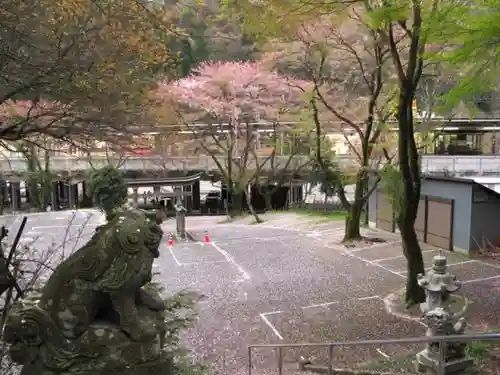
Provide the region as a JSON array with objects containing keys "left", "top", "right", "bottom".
[
  {"left": 248, "top": 332, "right": 500, "bottom": 375},
  {"left": 0, "top": 155, "right": 312, "bottom": 173},
  {"left": 7, "top": 153, "right": 500, "bottom": 175},
  {"left": 0, "top": 154, "right": 359, "bottom": 173},
  {"left": 421, "top": 155, "right": 500, "bottom": 176}
]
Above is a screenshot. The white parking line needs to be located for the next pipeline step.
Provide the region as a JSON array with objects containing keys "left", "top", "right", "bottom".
[
  {"left": 182, "top": 260, "right": 229, "bottom": 266},
  {"left": 462, "top": 275, "right": 500, "bottom": 284},
  {"left": 440, "top": 260, "right": 478, "bottom": 268},
  {"left": 339, "top": 248, "right": 406, "bottom": 279},
  {"left": 167, "top": 246, "right": 229, "bottom": 267},
  {"left": 320, "top": 227, "right": 345, "bottom": 233},
  {"left": 373, "top": 249, "right": 434, "bottom": 262},
  {"left": 168, "top": 246, "right": 182, "bottom": 266},
  {"left": 259, "top": 312, "right": 284, "bottom": 340},
  {"left": 349, "top": 240, "right": 402, "bottom": 252},
  {"left": 302, "top": 301, "right": 339, "bottom": 309},
  {"left": 210, "top": 241, "right": 251, "bottom": 280},
  {"left": 307, "top": 230, "right": 345, "bottom": 238},
  {"left": 301, "top": 295, "right": 381, "bottom": 310},
  {"left": 395, "top": 260, "right": 478, "bottom": 274},
  {"left": 215, "top": 235, "right": 296, "bottom": 242},
  {"left": 261, "top": 295, "right": 384, "bottom": 339},
  {"left": 474, "top": 258, "right": 500, "bottom": 270},
  {"left": 227, "top": 223, "right": 304, "bottom": 233},
  {"left": 358, "top": 295, "right": 381, "bottom": 301}
]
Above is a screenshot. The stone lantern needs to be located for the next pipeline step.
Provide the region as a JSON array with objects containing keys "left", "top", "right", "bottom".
[
  {"left": 417, "top": 253, "right": 461, "bottom": 313},
  {"left": 416, "top": 254, "right": 473, "bottom": 375}
]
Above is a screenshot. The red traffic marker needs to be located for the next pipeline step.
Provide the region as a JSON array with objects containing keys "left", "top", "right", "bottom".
[
  {"left": 203, "top": 231, "right": 211, "bottom": 243},
  {"left": 167, "top": 233, "right": 175, "bottom": 247}
]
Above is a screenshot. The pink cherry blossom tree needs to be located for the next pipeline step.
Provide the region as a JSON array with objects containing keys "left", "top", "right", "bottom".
[{"left": 159, "top": 60, "right": 310, "bottom": 219}]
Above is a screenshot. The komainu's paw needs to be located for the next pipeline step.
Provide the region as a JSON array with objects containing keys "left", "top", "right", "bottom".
[
  {"left": 123, "top": 321, "right": 157, "bottom": 341},
  {"left": 138, "top": 288, "right": 166, "bottom": 311}
]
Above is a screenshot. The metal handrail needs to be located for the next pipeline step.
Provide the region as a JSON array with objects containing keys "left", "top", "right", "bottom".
[{"left": 248, "top": 332, "right": 500, "bottom": 375}]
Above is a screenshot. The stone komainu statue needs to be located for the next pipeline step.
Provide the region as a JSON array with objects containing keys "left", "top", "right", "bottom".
[{"left": 3, "top": 209, "right": 171, "bottom": 375}]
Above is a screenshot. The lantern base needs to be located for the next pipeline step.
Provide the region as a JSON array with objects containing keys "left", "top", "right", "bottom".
[{"left": 416, "top": 349, "right": 473, "bottom": 375}]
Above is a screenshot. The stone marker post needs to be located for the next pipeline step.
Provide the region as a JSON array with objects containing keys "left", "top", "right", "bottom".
[
  {"left": 416, "top": 254, "right": 473, "bottom": 375},
  {"left": 174, "top": 186, "right": 186, "bottom": 239}
]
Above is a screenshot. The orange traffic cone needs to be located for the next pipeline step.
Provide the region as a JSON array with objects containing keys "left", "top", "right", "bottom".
[
  {"left": 168, "top": 233, "right": 174, "bottom": 247},
  {"left": 203, "top": 231, "right": 211, "bottom": 243}
]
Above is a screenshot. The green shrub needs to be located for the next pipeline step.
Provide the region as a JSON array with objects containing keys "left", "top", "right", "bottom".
[
  {"left": 86, "top": 166, "right": 128, "bottom": 217},
  {"left": 147, "top": 277, "right": 208, "bottom": 374}
]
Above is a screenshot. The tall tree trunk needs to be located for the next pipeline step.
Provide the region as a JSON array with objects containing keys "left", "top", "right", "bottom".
[
  {"left": 263, "top": 191, "right": 273, "bottom": 211},
  {"left": 228, "top": 183, "right": 243, "bottom": 217},
  {"left": 41, "top": 149, "right": 51, "bottom": 209},
  {"left": 399, "top": 213, "right": 425, "bottom": 307},
  {"left": 27, "top": 180, "right": 40, "bottom": 209},
  {"left": 343, "top": 201, "right": 363, "bottom": 242},
  {"left": 230, "top": 191, "right": 242, "bottom": 216},
  {"left": 383, "top": 0, "right": 428, "bottom": 306},
  {"left": 397, "top": 94, "right": 426, "bottom": 306},
  {"left": 246, "top": 184, "right": 262, "bottom": 223},
  {"left": 25, "top": 146, "right": 43, "bottom": 210},
  {"left": 342, "top": 170, "right": 367, "bottom": 242}
]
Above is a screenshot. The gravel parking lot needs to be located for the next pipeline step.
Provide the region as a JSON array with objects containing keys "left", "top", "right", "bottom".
[
  {"left": 3, "top": 211, "right": 499, "bottom": 375},
  {"left": 159, "top": 214, "right": 500, "bottom": 375}
]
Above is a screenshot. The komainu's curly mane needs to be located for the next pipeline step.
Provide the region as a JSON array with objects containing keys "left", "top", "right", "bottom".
[{"left": 40, "top": 210, "right": 161, "bottom": 300}]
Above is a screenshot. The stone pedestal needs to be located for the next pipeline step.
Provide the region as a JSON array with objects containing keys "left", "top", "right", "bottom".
[{"left": 416, "top": 349, "right": 473, "bottom": 375}]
